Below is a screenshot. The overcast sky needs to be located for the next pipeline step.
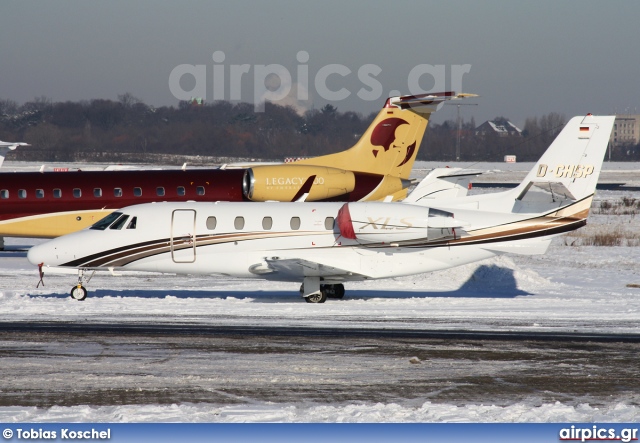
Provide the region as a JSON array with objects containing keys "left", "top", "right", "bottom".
[{"left": 1, "top": 0, "right": 639, "bottom": 126}]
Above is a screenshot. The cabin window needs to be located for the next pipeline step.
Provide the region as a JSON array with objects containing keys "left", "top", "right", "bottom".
[
  {"left": 126, "top": 217, "right": 137, "bottom": 229},
  {"left": 262, "top": 217, "right": 273, "bottom": 230},
  {"left": 91, "top": 212, "right": 123, "bottom": 230},
  {"left": 114, "top": 188, "right": 123, "bottom": 197},
  {"left": 196, "top": 186, "right": 205, "bottom": 196},
  {"left": 109, "top": 214, "right": 130, "bottom": 230},
  {"left": 53, "top": 189, "right": 62, "bottom": 198},
  {"left": 73, "top": 188, "right": 81, "bottom": 198},
  {"left": 206, "top": 216, "right": 217, "bottom": 230},
  {"left": 94, "top": 188, "right": 102, "bottom": 198},
  {"left": 0, "top": 190, "right": 8, "bottom": 199},
  {"left": 325, "top": 217, "right": 335, "bottom": 230},
  {"left": 234, "top": 216, "right": 245, "bottom": 230},
  {"left": 177, "top": 186, "right": 185, "bottom": 196},
  {"left": 156, "top": 187, "right": 165, "bottom": 197},
  {"left": 18, "top": 189, "right": 26, "bottom": 199},
  {"left": 290, "top": 217, "right": 301, "bottom": 230},
  {"left": 36, "top": 189, "right": 44, "bottom": 198},
  {"left": 133, "top": 187, "right": 142, "bottom": 197}
]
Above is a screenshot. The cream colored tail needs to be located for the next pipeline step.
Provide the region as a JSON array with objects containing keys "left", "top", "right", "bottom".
[{"left": 296, "top": 92, "right": 476, "bottom": 179}]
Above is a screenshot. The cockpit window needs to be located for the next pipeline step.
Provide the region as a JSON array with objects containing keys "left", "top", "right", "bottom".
[
  {"left": 126, "top": 217, "right": 137, "bottom": 229},
  {"left": 109, "top": 214, "right": 130, "bottom": 230},
  {"left": 90, "top": 212, "right": 123, "bottom": 230}
]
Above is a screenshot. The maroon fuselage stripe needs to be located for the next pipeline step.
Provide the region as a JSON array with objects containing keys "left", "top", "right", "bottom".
[{"left": 0, "top": 169, "right": 389, "bottom": 221}]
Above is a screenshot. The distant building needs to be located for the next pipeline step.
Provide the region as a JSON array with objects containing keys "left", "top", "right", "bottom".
[
  {"left": 610, "top": 114, "right": 640, "bottom": 147},
  {"left": 475, "top": 118, "right": 522, "bottom": 137}
]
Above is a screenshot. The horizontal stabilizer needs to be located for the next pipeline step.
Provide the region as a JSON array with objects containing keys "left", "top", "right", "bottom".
[
  {"left": 405, "top": 167, "right": 482, "bottom": 203},
  {"left": 391, "top": 92, "right": 479, "bottom": 112}
]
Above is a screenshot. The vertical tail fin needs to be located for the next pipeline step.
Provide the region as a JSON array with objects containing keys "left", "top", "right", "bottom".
[
  {"left": 296, "top": 92, "right": 477, "bottom": 179},
  {"left": 511, "top": 115, "right": 615, "bottom": 213}
]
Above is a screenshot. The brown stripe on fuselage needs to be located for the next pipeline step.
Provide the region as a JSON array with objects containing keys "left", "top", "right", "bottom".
[{"left": 65, "top": 230, "right": 325, "bottom": 268}]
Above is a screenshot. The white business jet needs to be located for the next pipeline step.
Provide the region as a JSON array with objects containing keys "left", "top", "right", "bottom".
[{"left": 28, "top": 115, "right": 615, "bottom": 302}]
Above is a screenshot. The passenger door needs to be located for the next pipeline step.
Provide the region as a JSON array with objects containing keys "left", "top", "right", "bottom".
[{"left": 171, "top": 209, "right": 196, "bottom": 263}]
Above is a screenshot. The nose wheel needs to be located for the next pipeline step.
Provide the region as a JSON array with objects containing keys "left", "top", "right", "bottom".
[
  {"left": 70, "top": 285, "right": 87, "bottom": 301},
  {"left": 70, "top": 269, "right": 93, "bottom": 301}
]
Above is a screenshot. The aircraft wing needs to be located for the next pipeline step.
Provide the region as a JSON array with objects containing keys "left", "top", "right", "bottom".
[{"left": 250, "top": 257, "right": 371, "bottom": 282}]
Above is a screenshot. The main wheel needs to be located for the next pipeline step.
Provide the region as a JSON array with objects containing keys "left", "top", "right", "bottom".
[
  {"left": 321, "top": 284, "right": 345, "bottom": 299},
  {"left": 70, "top": 285, "right": 87, "bottom": 301},
  {"left": 304, "top": 291, "right": 327, "bottom": 304}
]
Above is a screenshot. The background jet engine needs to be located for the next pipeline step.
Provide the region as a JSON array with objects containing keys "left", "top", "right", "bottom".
[
  {"left": 243, "top": 165, "right": 412, "bottom": 202},
  {"left": 336, "top": 202, "right": 467, "bottom": 244},
  {"left": 243, "top": 165, "right": 356, "bottom": 201}
]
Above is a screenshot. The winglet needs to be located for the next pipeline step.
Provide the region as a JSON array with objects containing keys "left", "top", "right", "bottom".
[{"left": 0, "top": 141, "right": 30, "bottom": 168}]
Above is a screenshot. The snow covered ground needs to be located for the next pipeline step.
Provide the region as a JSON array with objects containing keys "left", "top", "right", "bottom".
[
  {"left": 2, "top": 401, "right": 638, "bottom": 423},
  {"left": 0, "top": 165, "right": 639, "bottom": 422}
]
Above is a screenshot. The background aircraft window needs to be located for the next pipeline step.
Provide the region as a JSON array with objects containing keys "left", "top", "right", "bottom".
[
  {"left": 53, "top": 189, "right": 62, "bottom": 198},
  {"left": 290, "top": 217, "right": 301, "bottom": 230},
  {"left": 0, "top": 190, "right": 8, "bottom": 199},
  {"left": 262, "top": 217, "right": 273, "bottom": 230},
  {"left": 156, "top": 187, "right": 165, "bottom": 197},
  {"left": 73, "top": 188, "right": 81, "bottom": 198},
  {"left": 126, "top": 217, "right": 137, "bottom": 229},
  {"left": 196, "top": 186, "right": 205, "bottom": 195},
  {"left": 206, "top": 216, "right": 217, "bottom": 230},
  {"left": 109, "top": 214, "right": 130, "bottom": 230},
  {"left": 325, "top": 217, "right": 335, "bottom": 230},
  {"left": 36, "top": 189, "right": 44, "bottom": 198},
  {"left": 94, "top": 188, "right": 102, "bottom": 198},
  {"left": 177, "top": 186, "right": 185, "bottom": 196},
  {"left": 18, "top": 189, "right": 26, "bottom": 199},
  {"left": 234, "top": 216, "right": 245, "bottom": 230},
  {"left": 114, "top": 188, "right": 123, "bottom": 197},
  {"left": 90, "top": 212, "right": 122, "bottom": 230},
  {"left": 133, "top": 187, "right": 142, "bottom": 197}
]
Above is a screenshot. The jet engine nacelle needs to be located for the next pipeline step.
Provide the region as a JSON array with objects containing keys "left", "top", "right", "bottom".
[
  {"left": 243, "top": 165, "right": 356, "bottom": 202},
  {"left": 336, "top": 202, "right": 468, "bottom": 244}
]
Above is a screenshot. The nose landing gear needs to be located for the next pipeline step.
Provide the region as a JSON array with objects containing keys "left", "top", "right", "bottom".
[{"left": 70, "top": 269, "right": 94, "bottom": 301}]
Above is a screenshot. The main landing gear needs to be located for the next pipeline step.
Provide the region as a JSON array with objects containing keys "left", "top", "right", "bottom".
[
  {"left": 300, "top": 277, "right": 345, "bottom": 303},
  {"left": 70, "top": 269, "right": 94, "bottom": 301}
]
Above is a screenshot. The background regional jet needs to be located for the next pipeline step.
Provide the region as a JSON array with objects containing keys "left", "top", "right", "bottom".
[
  {"left": 28, "top": 115, "right": 614, "bottom": 302},
  {"left": 0, "top": 92, "right": 473, "bottom": 238}
]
